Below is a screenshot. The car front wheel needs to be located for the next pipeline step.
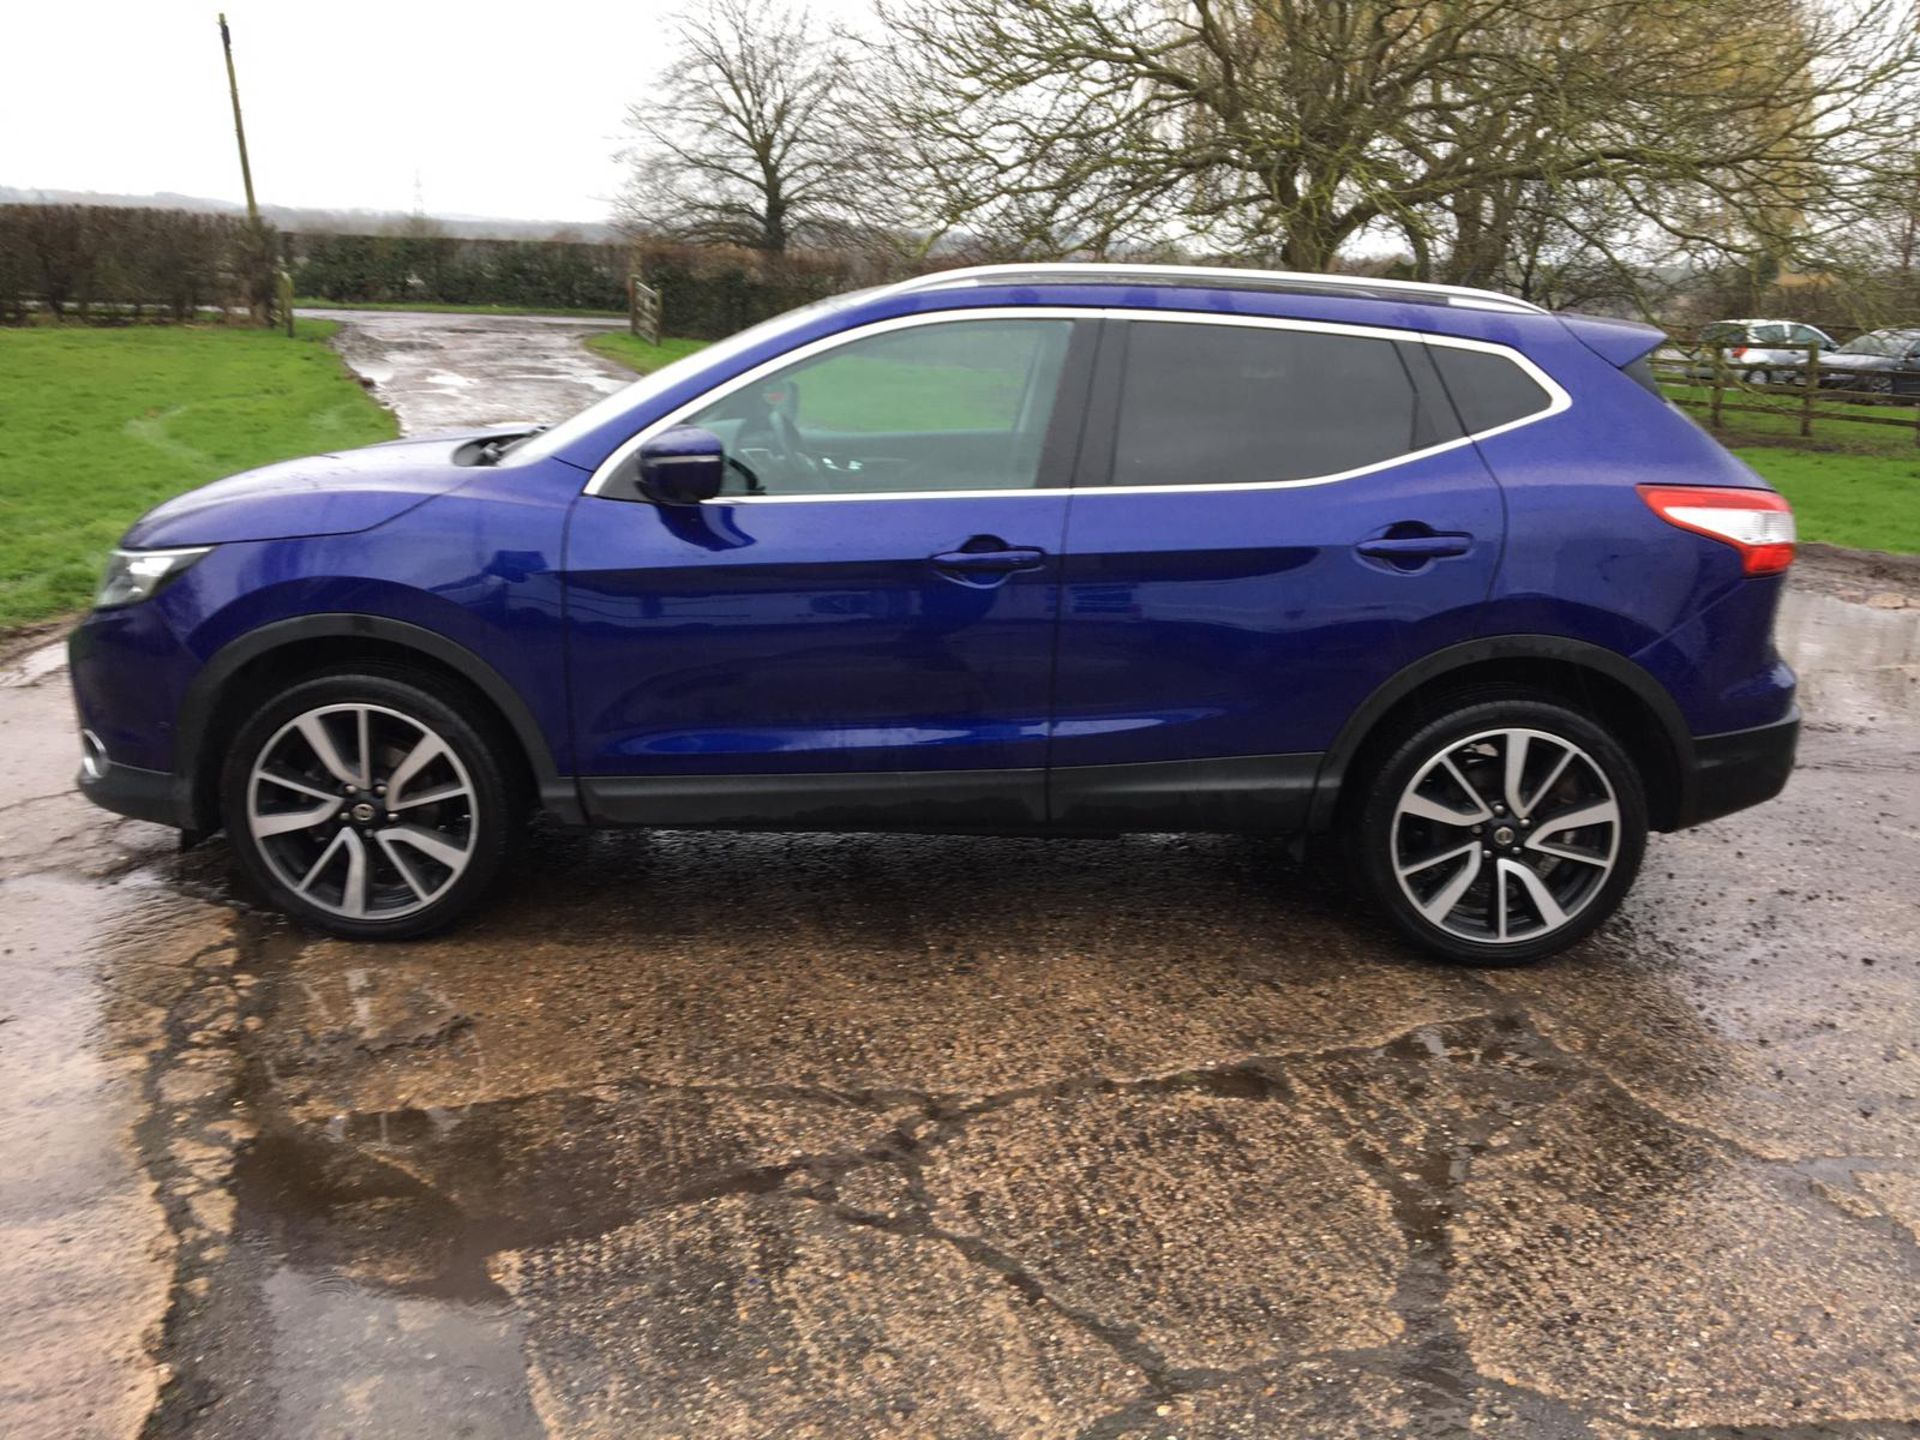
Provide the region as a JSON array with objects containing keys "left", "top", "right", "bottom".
[
  {"left": 1352, "top": 691, "right": 1648, "bottom": 965},
  {"left": 220, "top": 668, "right": 521, "bottom": 939}
]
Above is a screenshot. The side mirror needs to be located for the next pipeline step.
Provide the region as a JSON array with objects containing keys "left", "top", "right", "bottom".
[{"left": 636, "top": 426, "right": 725, "bottom": 505}]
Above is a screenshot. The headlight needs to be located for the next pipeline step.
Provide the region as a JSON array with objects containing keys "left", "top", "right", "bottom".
[{"left": 93, "top": 547, "right": 212, "bottom": 610}]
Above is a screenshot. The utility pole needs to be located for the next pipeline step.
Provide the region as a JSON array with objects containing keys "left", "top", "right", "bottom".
[
  {"left": 218, "top": 13, "right": 259, "bottom": 228},
  {"left": 218, "top": 13, "right": 289, "bottom": 331}
]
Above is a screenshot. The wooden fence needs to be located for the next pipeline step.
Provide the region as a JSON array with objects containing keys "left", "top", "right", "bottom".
[{"left": 1650, "top": 340, "right": 1920, "bottom": 447}]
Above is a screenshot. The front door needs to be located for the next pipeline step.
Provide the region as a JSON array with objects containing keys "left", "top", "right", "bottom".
[
  {"left": 1048, "top": 314, "right": 1526, "bottom": 832},
  {"left": 564, "top": 312, "right": 1095, "bottom": 830}
]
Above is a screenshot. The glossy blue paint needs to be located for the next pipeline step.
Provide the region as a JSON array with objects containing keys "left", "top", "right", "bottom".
[
  {"left": 564, "top": 491, "right": 1067, "bottom": 784},
  {"left": 69, "top": 268, "right": 1797, "bottom": 841},
  {"left": 1050, "top": 448, "right": 1505, "bottom": 767}
]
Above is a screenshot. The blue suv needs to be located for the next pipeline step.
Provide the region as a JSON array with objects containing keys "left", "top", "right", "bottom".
[{"left": 70, "top": 264, "right": 1799, "bottom": 963}]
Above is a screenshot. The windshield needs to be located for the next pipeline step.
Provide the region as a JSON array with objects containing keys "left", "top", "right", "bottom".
[
  {"left": 501, "top": 287, "right": 888, "bottom": 467},
  {"left": 1838, "top": 332, "right": 1897, "bottom": 356}
]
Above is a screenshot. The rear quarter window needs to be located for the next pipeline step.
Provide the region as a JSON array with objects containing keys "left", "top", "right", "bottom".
[
  {"left": 1428, "top": 346, "right": 1555, "bottom": 433},
  {"left": 1112, "top": 323, "right": 1424, "bottom": 486}
]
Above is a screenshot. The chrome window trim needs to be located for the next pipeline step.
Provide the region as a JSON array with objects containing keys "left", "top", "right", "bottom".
[{"left": 580, "top": 307, "right": 1572, "bottom": 505}]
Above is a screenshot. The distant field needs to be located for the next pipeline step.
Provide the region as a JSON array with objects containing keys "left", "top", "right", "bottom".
[
  {"left": 0, "top": 321, "right": 396, "bottom": 628},
  {"left": 587, "top": 331, "right": 1047, "bottom": 430},
  {"left": 1732, "top": 447, "right": 1920, "bottom": 554},
  {"left": 297, "top": 298, "right": 630, "bottom": 319},
  {"left": 1661, "top": 381, "right": 1920, "bottom": 452},
  {"left": 1654, "top": 385, "right": 1920, "bottom": 553}
]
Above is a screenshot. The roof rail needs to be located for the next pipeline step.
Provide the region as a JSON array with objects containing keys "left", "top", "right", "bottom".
[{"left": 887, "top": 262, "right": 1547, "bottom": 316}]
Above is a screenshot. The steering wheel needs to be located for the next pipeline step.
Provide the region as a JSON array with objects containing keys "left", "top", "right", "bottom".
[{"left": 766, "top": 409, "right": 821, "bottom": 480}]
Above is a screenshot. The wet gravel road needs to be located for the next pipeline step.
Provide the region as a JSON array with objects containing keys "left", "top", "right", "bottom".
[
  {"left": 3, "top": 312, "right": 1919, "bottom": 1439},
  {"left": 304, "top": 308, "right": 633, "bottom": 435}
]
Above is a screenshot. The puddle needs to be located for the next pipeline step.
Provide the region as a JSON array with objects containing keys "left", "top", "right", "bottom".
[{"left": 250, "top": 1264, "right": 541, "bottom": 1438}]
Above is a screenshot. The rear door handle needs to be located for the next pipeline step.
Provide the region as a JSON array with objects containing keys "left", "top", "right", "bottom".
[
  {"left": 1356, "top": 534, "right": 1473, "bottom": 561},
  {"left": 929, "top": 546, "right": 1047, "bottom": 573}
]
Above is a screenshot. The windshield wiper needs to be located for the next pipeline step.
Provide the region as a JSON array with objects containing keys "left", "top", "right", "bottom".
[{"left": 475, "top": 426, "right": 549, "bottom": 465}]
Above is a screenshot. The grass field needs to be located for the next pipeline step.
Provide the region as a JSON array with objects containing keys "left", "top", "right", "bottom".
[
  {"left": 588, "top": 328, "right": 1053, "bottom": 430},
  {"left": 1653, "top": 386, "right": 1920, "bottom": 553},
  {"left": 0, "top": 322, "right": 396, "bottom": 628},
  {"left": 583, "top": 332, "right": 710, "bottom": 373},
  {"left": 1731, "top": 447, "right": 1920, "bottom": 553}
]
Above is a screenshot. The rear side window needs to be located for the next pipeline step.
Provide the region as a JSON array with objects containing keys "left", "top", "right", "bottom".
[
  {"left": 1112, "top": 323, "right": 1422, "bottom": 486},
  {"left": 1429, "top": 346, "right": 1554, "bottom": 433}
]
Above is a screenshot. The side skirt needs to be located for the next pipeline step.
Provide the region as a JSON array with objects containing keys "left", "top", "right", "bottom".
[{"left": 576, "top": 753, "right": 1323, "bottom": 836}]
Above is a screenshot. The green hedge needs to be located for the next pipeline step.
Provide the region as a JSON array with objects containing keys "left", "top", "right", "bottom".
[
  {"left": 0, "top": 204, "right": 269, "bottom": 321},
  {"left": 290, "top": 234, "right": 630, "bottom": 312}
]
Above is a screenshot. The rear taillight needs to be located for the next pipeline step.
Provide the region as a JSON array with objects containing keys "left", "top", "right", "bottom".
[
  {"left": 1638, "top": 485, "right": 1795, "bottom": 575},
  {"left": 1731, "top": 345, "right": 1749, "bottom": 360}
]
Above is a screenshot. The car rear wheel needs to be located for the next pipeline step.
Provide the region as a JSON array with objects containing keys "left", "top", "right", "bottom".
[
  {"left": 1351, "top": 691, "right": 1648, "bottom": 966},
  {"left": 220, "top": 668, "right": 522, "bottom": 939}
]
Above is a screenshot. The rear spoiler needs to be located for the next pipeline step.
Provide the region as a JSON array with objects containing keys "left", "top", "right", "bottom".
[{"left": 1557, "top": 312, "right": 1665, "bottom": 368}]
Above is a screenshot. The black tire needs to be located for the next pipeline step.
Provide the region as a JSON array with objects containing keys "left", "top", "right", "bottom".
[
  {"left": 220, "top": 666, "right": 524, "bottom": 940},
  {"left": 1348, "top": 687, "right": 1648, "bottom": 966}
]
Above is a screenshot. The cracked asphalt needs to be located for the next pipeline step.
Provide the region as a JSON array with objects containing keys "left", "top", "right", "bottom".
[{"left": 3, "top": 311, "right": 1919, "bottom": 1439}]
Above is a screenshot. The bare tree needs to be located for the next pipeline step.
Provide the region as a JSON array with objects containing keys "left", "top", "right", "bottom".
[
  {"left": 617, "top": 0, "right": 868, "bottom": 254},
  {"left": 866, "top": 0, "right": 1920, "bottom": 276}
]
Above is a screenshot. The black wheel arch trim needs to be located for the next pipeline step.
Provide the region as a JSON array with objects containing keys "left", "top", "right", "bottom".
[
  {"left": 176, "top": 613, "right": 583, "bottom": 829},
  {"left": 1306, "top": 633, "right": 1696, "bottom": 833}
]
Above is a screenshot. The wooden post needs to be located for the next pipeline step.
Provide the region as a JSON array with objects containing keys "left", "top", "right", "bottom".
[
  {"left": 1709, "top": 343, "right": 1725, "bottom": 430},
  {"left": 218, "top": 15, "right": 259, "bottom": 226},
  {"left": 629, "top": 275, "right": 661, "bottom": 347},
  {"left": 1800, "top": 342, "right": 1816, "bottom": 439}
]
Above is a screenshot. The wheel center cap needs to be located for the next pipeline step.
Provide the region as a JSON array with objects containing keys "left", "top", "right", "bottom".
[
  {"left": 1492, "top": 824, "right": 1516, "bottom": 847},
  {"left": 350, "top": 801, "right": 378, "bottom": 824}
]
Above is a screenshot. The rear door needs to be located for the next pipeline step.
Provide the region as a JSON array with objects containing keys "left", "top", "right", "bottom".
[{"left": 1047, "top": 314, "right": 1529, "bottom": 832}]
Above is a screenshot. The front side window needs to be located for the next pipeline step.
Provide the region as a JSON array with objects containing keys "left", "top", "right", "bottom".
[
  {"left": 1110, "top": 323, "right": 1423, "bottom": 487},
  {"left": 681, "top": 318, "right": 1075, "bottom": 497}
]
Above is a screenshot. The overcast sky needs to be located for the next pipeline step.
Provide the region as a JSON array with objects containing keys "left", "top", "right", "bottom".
[{"left": 2, "top": 0, "right": 862, "bottom": 225}]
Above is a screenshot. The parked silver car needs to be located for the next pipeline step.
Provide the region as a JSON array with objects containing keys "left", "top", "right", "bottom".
[{"left": 1697, "top": 318, "right": 1837, "bottom": 384}]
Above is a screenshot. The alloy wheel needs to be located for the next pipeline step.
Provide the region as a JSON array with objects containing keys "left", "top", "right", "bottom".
[
  {"left": 1389, "top": 727, "right": 1620, "bottom": 945},
  {"left": 246, "top": 703, "right": 479, "bottom": 922}
]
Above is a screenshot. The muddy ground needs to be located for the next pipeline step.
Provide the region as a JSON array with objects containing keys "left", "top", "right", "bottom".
[
  {"left": 307, "top": 308, "right": 633, "bottom": 436},
  {"left": 2, "top": 311, "right": 1918, "bottom": 1440}
]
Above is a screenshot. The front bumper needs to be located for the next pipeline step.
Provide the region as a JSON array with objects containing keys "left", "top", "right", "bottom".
[
  {"left": 1674, "top": 708, "right": 1799, "bottom": 829},
  {"left": 75, "top": 756, "right": 192, "bottom": 829}
]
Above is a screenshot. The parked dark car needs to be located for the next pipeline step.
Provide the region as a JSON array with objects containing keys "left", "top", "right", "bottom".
[
  {"left": 1820, "top": 327, "right": 1920, "bottom": 394},
  {"left": 70, "top": 263, "right": 1800, "bottom": 965}
]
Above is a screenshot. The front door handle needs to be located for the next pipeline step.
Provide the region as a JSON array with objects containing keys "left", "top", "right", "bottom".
[{"left": 1356, "top": 534, "right": 1473, "bottom": 561}]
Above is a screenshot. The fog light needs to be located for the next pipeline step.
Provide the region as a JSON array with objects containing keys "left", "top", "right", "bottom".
[{"left": 80, "top": 730, "right": 108, "bottom": 781}]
